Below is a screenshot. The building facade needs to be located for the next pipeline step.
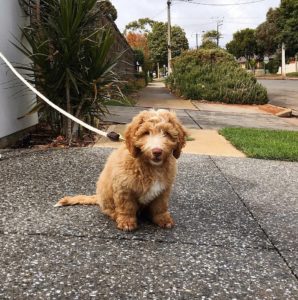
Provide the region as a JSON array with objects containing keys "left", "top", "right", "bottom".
[{"left": 0, "top": 1, "right": 38, "bottom": 147}]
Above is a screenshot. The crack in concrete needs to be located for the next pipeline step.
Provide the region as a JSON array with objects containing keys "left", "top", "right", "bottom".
[
  {"left": 0, "top": 229, "right": 277, "bottom": 252},
  {"left": 184, "top": 109, "right": 203, "bottom": 129},
  {"left": 209, "top": 156, "right": 298, "bottom": 281}
]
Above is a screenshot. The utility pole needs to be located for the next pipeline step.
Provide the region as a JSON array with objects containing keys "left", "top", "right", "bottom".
[
  {"left": 281, "top": 42, "right": 286, "bottom": 79},
  {"left": 191, "top": 33, "right": 199, "bottom": 49},
  {"left": 167, "top": 0, "right": 172, "bottom": 75},
  {"left": 216, "top": 19, "right": 223, "bottom": 47}
]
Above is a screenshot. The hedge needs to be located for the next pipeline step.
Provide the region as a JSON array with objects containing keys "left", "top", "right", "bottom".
[{"left": 166, "top": 48, "right": 268, "bottom": 104}]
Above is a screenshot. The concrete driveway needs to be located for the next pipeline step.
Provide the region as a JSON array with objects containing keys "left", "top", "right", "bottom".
[
  {"left": 0, "top": 148, "right": 297, "bottom": 298},
  {"left": 258, "top": 79, "right": 298, "bottom": 113}
]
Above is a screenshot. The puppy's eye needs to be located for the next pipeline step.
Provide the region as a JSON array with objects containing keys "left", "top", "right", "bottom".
[
  {"left": 143, "top": 131, "right": 150, "bottom": 136},
  {"left": 164, "top": 131, "right": 172, "bottom": 138}
]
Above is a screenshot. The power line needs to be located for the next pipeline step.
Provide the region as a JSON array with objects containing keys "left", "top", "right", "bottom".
[
  {"left": 150, "top": 8, "right": 167, "bottom": 20},
  {"left": 174, "top": 0, "right": 266, "bottom": 6}
]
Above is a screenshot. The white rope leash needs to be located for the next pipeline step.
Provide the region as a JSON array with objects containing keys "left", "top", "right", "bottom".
[{"left": 0, "top": 52, "right": 123, "bottom": 141}]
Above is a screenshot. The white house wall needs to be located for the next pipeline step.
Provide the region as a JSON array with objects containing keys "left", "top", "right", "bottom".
[
  {"left": 277, "top": 62, "right": 298, "bottom": 74},
  {"left": 0, "top": 1, "right": 38, "bottom": 139}
]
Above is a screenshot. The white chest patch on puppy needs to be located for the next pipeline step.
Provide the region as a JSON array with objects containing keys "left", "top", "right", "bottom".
[{"left": 139, "top": 181, "right": 165, "bottom": 205}]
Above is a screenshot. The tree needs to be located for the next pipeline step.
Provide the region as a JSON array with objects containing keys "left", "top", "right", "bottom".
[
  {"left": 202, "top": 30, "right": 222, "bottom": 46},
  {"left": 226, "top": 28, "right": 259, "bottom": 63},
  {"left": 200, "top": 40, "right": 218, "bottom": 49},
  {"left": 124, "top": 18, "right": 156, "bottom": 34},
  {"left": 255, "top": 0, "right": 298, "bottom": 58},
  {"left": 277, "top": 0, "right": 298, "bottom": 57},
  {"left": 126, "top": 32, "right": 149, "bottom": 57},
  {"left": 148, "top": 22, "right": 189, "bottom": 66},
  {"left": 255, "top": 8, "right": 280, "bottom": 56},
  {"left": 124, "top": 19, "right": 157, "bottom": 75},
  {"left": 133, "top": 49, "right": 145, "bottom": 66}
]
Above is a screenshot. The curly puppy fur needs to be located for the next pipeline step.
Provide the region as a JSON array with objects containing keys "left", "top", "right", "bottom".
[{"left": 55, "top": 109, "right": 187, "bottom": 231}]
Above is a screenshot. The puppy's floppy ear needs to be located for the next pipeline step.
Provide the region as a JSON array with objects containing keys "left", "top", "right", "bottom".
[
  {"left": 124, "top": 111, "right": 146, "bottom": 157},
  {"left": 168, "top": 112, "right": 187, "bottom": 159}
]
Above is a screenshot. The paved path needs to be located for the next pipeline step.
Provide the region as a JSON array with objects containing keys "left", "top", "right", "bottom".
[
  {"left": 94, "top": 125, "right": 245, "bottom": 157},
  {"left": 258, "top": 79, "right": 298, "bottom": 113},
  {"left": 1, "top": 148, "right": 297, "bottom": 298},
  {"left": 103, "top": 105, "right": 298, "bottom": 131},
  {"left": 97, "top": 81, "right": 297, "bottom": 157},
  {"left": 135, "top": 81, "right": 197, "bottom": 110},
  {"left": 1, "top": 82, "right": 298, "bottom": 298},
  {"left": 102, "top": 81, "right": 297, "bottom": 131}
]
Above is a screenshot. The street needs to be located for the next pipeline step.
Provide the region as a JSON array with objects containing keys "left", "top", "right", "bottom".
[{"left": 258, "top": 79, "right": 298, "bottom": 112}]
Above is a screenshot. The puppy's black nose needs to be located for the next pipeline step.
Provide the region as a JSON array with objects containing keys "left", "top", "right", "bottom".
[{"left": 152, "top": 148, "right": 163, "bottom": 157}]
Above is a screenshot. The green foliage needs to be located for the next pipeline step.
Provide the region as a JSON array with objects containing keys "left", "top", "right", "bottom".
[
  {"left": 226, "top": 28, "right": 259, "bottom": 59},
  {"left": 220, "top": 128, "right": 298, "bottom": 161},
  {"left": 255, "top": 8, "right": 280, "bottom": 56},
  {"left": 16, "top": 0, "right": 125, "bottom": 140},
  {"left": 202, "top": 30, "right": 221, "bottom": 46},
  {"left": 277, "top": 0, "right": 298, "bottom": 57},
  {"left": 286, "top": 72, "right": 298, "bottom": 77},
  {"left": 124, "top": 18, "right": 156, "bottom": 34},
  {"left": 255, "top": 1, "right": 298, "bottom": 58},
  {"left": 267, "top": 57, "right": 281, "bottom": 74},
  {"left": 148, "top": 22, "right": 189, "bottom": 66},
  {"left": 166, "top": 49, "right": 268, "bottom": 104},
  {"left": 122, "top": 74, "right": 147, "bottom": 96},
  {"left": 133, "top": 49, "right": 145, "bottom": 66},
  {"left": 200, "top": 40, "right": 219, "bottom": 49}
]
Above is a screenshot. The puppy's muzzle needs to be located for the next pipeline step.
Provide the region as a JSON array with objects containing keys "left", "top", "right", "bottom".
[{"left": 152, "top": 147, "right": 163, "bottom": 159}]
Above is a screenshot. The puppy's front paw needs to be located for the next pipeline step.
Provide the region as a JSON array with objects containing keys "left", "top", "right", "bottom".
[
  {"left": 116, "top": 218, "right": 138, "bottom": 232},
  {"left": 153, "top": 213, "right": 175, "bottom": 229}
]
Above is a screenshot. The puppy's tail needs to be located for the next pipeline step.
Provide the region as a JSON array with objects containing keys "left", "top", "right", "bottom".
[{"left": 54, "top": 195, "right": 98, "bottom": 207}]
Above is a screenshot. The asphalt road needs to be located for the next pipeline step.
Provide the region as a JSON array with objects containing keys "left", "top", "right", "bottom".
[{"left": 258, "top": 79, "right": 298, "bottom": 112}]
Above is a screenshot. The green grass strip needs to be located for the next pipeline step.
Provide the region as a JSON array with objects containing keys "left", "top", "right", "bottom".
[
  {"left": 286, "top": 72, "right": 298, "bottom": 78},
  {"left": 219, "top": 127, "right": 298, "bottom": 161}
]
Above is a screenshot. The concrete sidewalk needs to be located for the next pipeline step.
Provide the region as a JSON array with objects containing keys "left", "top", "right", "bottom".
[
  {"left": 94, "top": 124, "right": 245, "bottom": 157},
  {"left": 97, "top": 81, "right": 297, "bottom": 156},
  {"left": 1, "top": 148, "right": 297, "bottom": 298},
  {"left": 1, "top": 81, "right": 297, "bottom": 299},
  {"left": 135, "top": 80, "right": 197, "bottom": 110}
]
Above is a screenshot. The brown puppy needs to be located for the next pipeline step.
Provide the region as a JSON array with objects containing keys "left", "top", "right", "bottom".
[{"left": 55, "top": 109, "right": 187, "bottom": 231}]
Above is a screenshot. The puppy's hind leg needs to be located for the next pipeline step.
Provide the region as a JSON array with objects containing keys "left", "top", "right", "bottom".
[{"left": 54, "top": 195, "right": 98, "bottom": 207}]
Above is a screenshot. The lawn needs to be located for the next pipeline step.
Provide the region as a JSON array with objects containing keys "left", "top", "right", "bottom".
[
  {"left": 219, "top": 128, "right": 298, "bottom": 161},
  {"left": 287, "top": 72, "right": 298, "bottom": 78}
]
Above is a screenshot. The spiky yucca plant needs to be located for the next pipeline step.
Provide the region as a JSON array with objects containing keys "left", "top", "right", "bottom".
[{"left": 15, "top": 0, "right": 126, "bottom": 141}]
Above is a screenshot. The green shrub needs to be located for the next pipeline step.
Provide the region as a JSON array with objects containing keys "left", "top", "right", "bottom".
[
  {"left": 287, "top": 72, "right": 298, "bottom": 77},
  {"left": 135, "top": 71, "right": 149, "bottom": 85},
  {"left": 166, "top": 49, "right": 268, "bottom": 104},
  {"left": 267, "top": 58, "right": 280, "bottom": 74},
  {"left": 122, "top": 77, "right": 146, "bottom": 95}
]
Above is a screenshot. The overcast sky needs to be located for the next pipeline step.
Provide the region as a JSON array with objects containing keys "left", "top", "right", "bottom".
[{"left": 111, "top": 0, "right": 280, "bottom": 48}]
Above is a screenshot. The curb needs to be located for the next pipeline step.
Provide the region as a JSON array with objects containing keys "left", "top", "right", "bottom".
[{"left": 257, "top": 77, "right": 298, "bottom": 80}]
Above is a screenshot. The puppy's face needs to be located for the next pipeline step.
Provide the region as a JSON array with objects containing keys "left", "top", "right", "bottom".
[{"left": 125, "top": 110, "right": 187, "bottom": 165}]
